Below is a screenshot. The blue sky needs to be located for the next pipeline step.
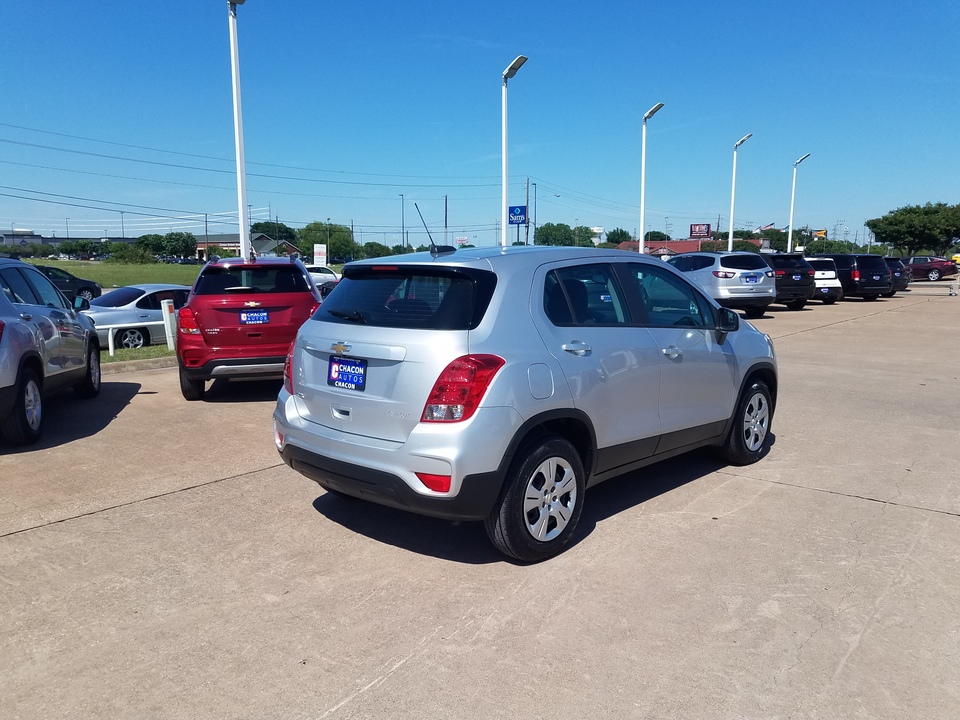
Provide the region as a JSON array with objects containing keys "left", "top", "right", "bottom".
[{"left": 2, "top": 1, "right": 958, "bottom": 247}]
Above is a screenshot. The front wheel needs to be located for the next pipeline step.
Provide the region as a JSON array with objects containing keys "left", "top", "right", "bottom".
[
  {"left": 78, "top": 288, "right": 95, "bottom": 301},
  {"left": 862, "top": 294, "right": 879, "bottom": 301},
  {"left": 928, "top": 269, "right": 941, "bottom": 281},
  {"left": 881, "top": 290, "right": 896, "bottom": 298},
  {"left": 718, "top": 380, "right": 773, "bottom": 466},
  {"left": 75, "top": 345, "right": 101, "bottom": 398},
  {"left": 0, "top": 369, "right": 43, "bottom": 445},
  {"left": 822, "top": 298, "right": 837, "bottom": 305},
  {"left": 785, "top": 299, "right": 806, "bottom": 310},
  {"left": 179, "top": 366, "right": 205, "bottom": 401},
  {"left": 116, "top": 327, "right": 147, "bottom": 349},
  {"left": 485, "top": 436, "right": 585, "bottom": 562},
  {"left": 743, "top": 307, "right": 766, "bottom": 318}
]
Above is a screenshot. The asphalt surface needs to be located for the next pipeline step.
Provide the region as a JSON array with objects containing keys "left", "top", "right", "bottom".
[{"left": 2, "top": 284, "right": 959, "bottom": 719}]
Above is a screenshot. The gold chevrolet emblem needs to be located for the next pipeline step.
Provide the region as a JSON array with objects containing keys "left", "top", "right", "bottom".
[
  {"left": 243, "top": 301, "right": 261, "bottom": 307},
  {"left": 330, "top": 342, "right": 352, "bottom": 354}
]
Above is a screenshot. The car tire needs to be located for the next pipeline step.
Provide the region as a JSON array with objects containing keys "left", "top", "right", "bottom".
[
  {"left": 928, "top": 269, "right": 941, "bottom": 282},
  {"left": 863, "top": 294, "right": 879, "bottom": 301},
  {"left": 116, "top": 327, "right": 148, "bottom": 349},
  {"left": 743, "top": 307, "right": 766, "bottom": 318},
  {"left": 485, "top": 436, "right": 585, "bottom": 562},
  {"left": 78, "top": 288, "right": 96, "bottom": 301},
  {"left": 785, "top": 299, "right": 806, "bottom": 310},
  {"left": 0, "top": 368, "right": 43, "bottom": 446},
  {"left": 822, "top": 298, "right": 837, "bottom": 305},
  {"left": 74, "top": 345, "right": 101, "bottom": 399},
  {"left": 179, "top": 366, "right": 205, "bottom": 401},
  {"left": 718, "top": 379, "right": 773, "bottom": 466},
  {"left": 881, "top": 290, "right": 896, "bottom": 298}
]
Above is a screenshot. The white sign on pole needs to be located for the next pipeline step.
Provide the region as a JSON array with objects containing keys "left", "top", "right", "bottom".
[{"left": 313, "top": 243, "right": 327, "bottom": 266}]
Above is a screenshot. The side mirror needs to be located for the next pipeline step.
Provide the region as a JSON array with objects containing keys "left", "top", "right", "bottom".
[
  {"left": 73, "top": 296, "right": 90, "bottom": 311},
  {"left": 717, "top": 307, "right": 740, "bottom": 334}
]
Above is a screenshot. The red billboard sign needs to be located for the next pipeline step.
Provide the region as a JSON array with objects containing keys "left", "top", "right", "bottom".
[{"left": 690, "top": 223, "right": 711, "bottom": 238}]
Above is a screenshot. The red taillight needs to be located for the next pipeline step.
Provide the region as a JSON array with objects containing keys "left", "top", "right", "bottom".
[
  {"left": 421, "top": 354, "right": 505, "bottom": 422},
  {"left": 283, "top": 341, "right": 295, "bottom": 394},
  {"left": 712, "top": 271, "right": 735, "bottom": 279},
  {"left": 851, "top": 269, "right": 861, "bottom": 281},
  {"left": 775, "top": 269, "right": 786, "bottom": 277},
  {"left": 806, "top": 269, "right": 815, "bottom": 276},
  {"left": 178, "top": 306, "right": 200, "bottom": 335},
  {"left": 416, "top": 473, "right": 451, "bottom": 493}
]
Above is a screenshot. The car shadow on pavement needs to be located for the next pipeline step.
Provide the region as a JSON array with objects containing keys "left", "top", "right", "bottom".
[
  {"left": 309, "top": 435, "right": 776, "bottom": 565},
  {"left": 201, "top": 378, "right": 283, "bottom": 403},
  {"left": 1, "top": 381, "right": 142, "bottom": 454}
]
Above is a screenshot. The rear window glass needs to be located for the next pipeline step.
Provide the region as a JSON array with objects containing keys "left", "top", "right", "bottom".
[
  {"left": 193, "top": 265, "right": 310, "bottom": 295},
  {"left": 806, "top": 259, "right": 835, "bottom": 271},
  {"left": 765, "top": 255, "right": 809, "bottom": 269},
  {"left": 90, "top": 287, "right": 145, "bottom": 307},
  {"left": 720, "top": 254, "right": 767, "bottom": 270},
  {"left": 315, "top": 266, "right": 496, "bottom": 330},
  {"left": 856, "top": 256, "right": 887, "bottom": 270},
  {"left": 667, "top": 255, "right": 713, "bottom": 272}
]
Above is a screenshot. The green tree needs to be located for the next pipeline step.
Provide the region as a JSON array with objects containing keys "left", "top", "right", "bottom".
[
  {"left": 534, "top": 222, "right": 574, "bottom": 246},
  {"left": 137, "top": 234, "right": 165, "bottom": 255},
  {"left": 297, "top": 221, "right": 359, "bottom": 261},
  {"left": 606, "top": 228, "right": 632, "bottom": 245},
  {"left": 162, "top": 232, "right": 197, "bottom": 258},
  {"left": 866, "top": 203, "right": 960, "bottom": 256},
  {"left": 361, "top": 241, "right": 392, "bottom": 259},
  {"left": 251, "top": 220, "right": 297, "bottom": 246},
  {"left": 572, "top": 226, "right": 596, "bottom": 247},
  {"left": 645, "top": 230, "right": 671, "bottom": 244}
]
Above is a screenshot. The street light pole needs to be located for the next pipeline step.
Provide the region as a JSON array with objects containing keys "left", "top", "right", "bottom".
[
  {"left": 639, "top": 102, "right": 664, "bottom": 253},
  {"left": 501, "top": 55, "right": 527, "bottom": 248},
  {"left": 727, "top": 133, "right": 753, "bottom": 252},
  {"left": 787, "top": 153, "right": 811, "bottom": 253},
  {"left": 399, "top": 194, "right": 404, "bottom": 251},
  {"left": 227, "top": 0, "right": 251, "bottom": 260}
]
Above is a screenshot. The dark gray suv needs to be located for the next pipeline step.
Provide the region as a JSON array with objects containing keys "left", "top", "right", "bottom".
[
  {"left": 274, "top": 246, "right": 778, "bottom": 561},
  {"left": 0, "top": 258, "right": 101, "bottom": 445}
]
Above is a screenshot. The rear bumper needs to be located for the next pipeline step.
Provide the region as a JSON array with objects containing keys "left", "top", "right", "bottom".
[
  {"left": 811, "top": 286, "right": 843, "bottom": 301},
  {"left": 179, "top": 356, "right": 285, "bottom": 381}
]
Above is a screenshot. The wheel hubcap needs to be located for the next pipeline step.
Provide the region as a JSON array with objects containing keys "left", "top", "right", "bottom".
[
  {"left": 741, "top": 391, "right": 769, "bottom": 451},
  {"left": 523, "top": 456, "right": 577, "bottom": 542},
  {"left": 24, "top": 380, "right": 42, "bottom": 432}
]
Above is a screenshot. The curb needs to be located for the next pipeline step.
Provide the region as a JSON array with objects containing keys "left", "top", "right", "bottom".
[{"left": 101, "top": 356, "right": 178, "bottom": 375}]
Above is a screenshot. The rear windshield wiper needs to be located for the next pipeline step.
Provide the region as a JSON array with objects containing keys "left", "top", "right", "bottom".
[{"left": 327, "top": 308, "right": 366, "bottom": 323}]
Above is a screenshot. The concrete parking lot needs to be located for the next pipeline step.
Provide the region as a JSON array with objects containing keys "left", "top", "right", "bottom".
[{"left": 2, "top": 285, "right": 959, "bottom": 719}]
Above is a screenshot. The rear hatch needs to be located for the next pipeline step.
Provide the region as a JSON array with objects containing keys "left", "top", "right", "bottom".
[
  {"left": 764, "top": 254, "right": 815, "bottom": 298},
  {"left": 853, "top": 256, "right": 891, "bottom": 293},
  {"left": 718, "top": 254, "right": 775, "bottom": 296},
  {"left": 290, "top": 263, "right": 497, "bottom": 443},
  {"left": 191, "top": 265, "right": 318, "bottom": 353}
]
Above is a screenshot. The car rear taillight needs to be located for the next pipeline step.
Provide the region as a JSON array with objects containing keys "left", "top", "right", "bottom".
[
  {"left": 283, "top": 341, "right": 295, "bottom": 394},
  {"left": 712, "top": 271, "right": 735, "bottom": 279},
  {"left": 415, "top": 472, "right": 451, "bottom": 493},
  {"left": 178, "top": 306, "right": 200, "bottom": 335},
  {"left": 421, "top": 354, "right": 505, "bottom": 422},
  {"left": 851, "top": 269, "right": 861, "bottom": 282},
  {"left": 774, "top": 269, "right": 786, "bottom": 277},
  {"left": 765, "top": 270, "right": 775, "bottom": 278},
  {"left": 806, "top": 269, "right": 815, "bottom": 276}
]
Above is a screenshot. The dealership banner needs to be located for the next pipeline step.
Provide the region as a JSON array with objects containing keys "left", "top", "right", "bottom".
[{"left": 690, "top": 223, "right": 711, "bottom": 238}]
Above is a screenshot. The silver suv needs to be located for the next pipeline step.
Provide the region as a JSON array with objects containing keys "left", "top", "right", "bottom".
[
  {"left": 274, "top": 246, "right": 778, "bottom": 561},
  {"left": 0, "top": 258, "right": 101, "bottom": 445},
  {"left": 666, "top": 251, "right": 775, "bottom": 317}
]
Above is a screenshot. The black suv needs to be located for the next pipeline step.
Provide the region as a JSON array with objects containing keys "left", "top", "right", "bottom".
[
  {"left": 813, "top": 254, "right": 892, "bottom": 300},
  {"left": 760, "top": 253, "right": 816, "bottom": 309},
  {"left": 883, "top": 257, "right": 910, "bottom": 297}
]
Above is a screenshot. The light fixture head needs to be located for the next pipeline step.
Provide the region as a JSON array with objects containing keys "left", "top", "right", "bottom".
[
  {"left": 643, "top": 102, "right": 665, "bottom": 121},
  {"left": 503, "top": 55, "right": 528, "bottom": 80},
  {"left": 795, "top": 152, "right": 811, "bottom": 166},
  {"left": 735, "top": 133, "right": 753, "bottom": 148}
]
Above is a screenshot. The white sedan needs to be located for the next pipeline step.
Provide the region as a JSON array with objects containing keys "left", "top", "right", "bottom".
[{"left": 304, "top": 265, "right": 340, "bottom": 284}]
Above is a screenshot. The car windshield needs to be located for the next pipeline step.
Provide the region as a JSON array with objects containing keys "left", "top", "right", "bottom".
[{"left": 89, "top": 287, "right": 144, "bottom": 307}]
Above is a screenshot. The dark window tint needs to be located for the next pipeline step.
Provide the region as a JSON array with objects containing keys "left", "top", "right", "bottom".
[
  {"left": 26, "top": 270, "right": 69, "bottom": 309},
  {"left": 765, "top": 255, "right": 810, "bottom": 269},
  {"left": 856, "top": 255, "right": 887, "bottom": 271},
  {"left": 544, "top": 264, "right": 628, "bottom": 326},
  {"left": 317, "top": 267, "right": 495, "bottom": 330},
  {"left": 806, "top": 259, "right": 836, "bottom": 271},
  {"left": 668, "top": 255, "right": 713, "bottom": 272},
  {"left": 91, "top": 287, "right": 145, "bottom": 307},
  {"left": 0, "top": 268, "right": 40, "bottom": 305},
  {"left": 720, "top": 254, "right": 768, "bottom": 270},
  {"left": 194, "top": 265, "right": 310, "bottom": 295},
  {"left": 622, "top": 263, "right": 711, "bottom": 328}
]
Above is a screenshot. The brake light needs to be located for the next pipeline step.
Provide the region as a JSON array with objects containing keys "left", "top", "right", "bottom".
[
  {"left": 283, "top": 341, "right": 295, "bottom": 394},
  {"left": 178, "top": 306, "right": 200, "bottom": 335},
  {"left": 421, "top": 354, "right": 505, "bottom": 422},
  {"left": 712, "top": 271, "right": 735, "bottom": 279},
  {"left": 806, "top": 269, "right": 815, "bottom": 276},
  {"left": 851, "top": 269, "right": 861, "bottom": 282},
  {"left": 774, "top": 269, "right": 786, "bottom": 277},
  {"left": 415, "top": 473, "right": 451, "bottom": 493}
]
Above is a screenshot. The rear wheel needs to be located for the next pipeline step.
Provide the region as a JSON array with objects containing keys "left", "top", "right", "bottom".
[
  {"left": 77, "top": 288, "right": 95, "bottom": 301},
  {"left": 179, "top": 366, "right": 205, "bottom": 401},
  {"left": 785, "top": 298, "right": 806, "bottom": 310},
  {"left": 485, "top": 436, "right": 585, "bottom": 562},
  {"left": 75, "top": 345, "right": 101, "bottom": 399},
  {"left": 743, "top": 307, "right": 766, "bottom": 318},
  {"left": 0, "top": 369, "right": 43, "bottom": 445},
  {"left": 719, "top": 380, "right": 772, "bottom": 466},
  {"left": 881, "top": 290, "right": 896, "bottom": 298},
  {"left": 928, "top": 269, "right": 941, "bottom": 281},
  {"left": 863, "top": 294, "right": 879, "bottom": 301},
  {"left": 116, "top": 327, "right": 148, "bottom": 349},
  {"left": 822, "top": 298, "right": 837, "bottom": 305}
]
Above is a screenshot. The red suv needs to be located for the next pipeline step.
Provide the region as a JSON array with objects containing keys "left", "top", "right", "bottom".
[{"left": 177, "top": 255, "right": 321, "bottom": 400}]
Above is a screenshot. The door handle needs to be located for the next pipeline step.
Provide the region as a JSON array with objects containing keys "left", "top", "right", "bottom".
[
  {"left": 19, "top": 313, "right": 33, "bottom": 321},
  {"left": 562, "top": 341, "right": 591, "bottom": 357},
  {"left": 662, "top": 346, "right": 682, "bottom": 359}
]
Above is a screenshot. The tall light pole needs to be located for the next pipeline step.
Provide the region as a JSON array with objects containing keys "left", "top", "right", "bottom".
[
  {"left": 65, "top": 218, "right": 70, "bottom": 239},
  {"left": 119, "top": 211, "right": 125, "bottom": 239},
  {"left": 227, "top": 0, "right": 251, "bottom": 260},
  {"left": 501, "top": 54, "right": 527, "bottom": 248},
  {"left": 639, "top": 102, "right": 664, "bottom": 253},
  {"left": 787, "top": 153, "right": 811, "bottom": 253},
  {"left": 399, "top": 193, "right": 405, "bottom": 251},
  {"left": 727, "top": 133, "right": 753, "bottom": 252}
]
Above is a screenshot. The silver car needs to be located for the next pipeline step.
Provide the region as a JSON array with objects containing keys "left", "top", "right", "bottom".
[
  {"left": 83, "top": 284, "right": 190, "bottom": 349},
  {"left": 666, "top": 251, "right": 776, "bottom": 317},
  {"left": 274, "top": 246, "right": 778, "bottom": 561},
  {"left": 0, "top": 257, "right": 101, "bottom": 445}
]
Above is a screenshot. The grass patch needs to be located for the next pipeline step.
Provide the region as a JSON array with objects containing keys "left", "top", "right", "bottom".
[
  {"left": 101, "top": 345, "right": 176, "bottom": 364},
  {"left": 24, "top": 259, "right": 202, "bottom": 288}
]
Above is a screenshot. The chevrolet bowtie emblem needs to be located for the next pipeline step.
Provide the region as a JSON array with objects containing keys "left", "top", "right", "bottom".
[
  {"left": 330, "top": 342, "right": 352, "bottom": 354},
  {"left": 243, "top": 301, "right": 261, "bottom": 307}
]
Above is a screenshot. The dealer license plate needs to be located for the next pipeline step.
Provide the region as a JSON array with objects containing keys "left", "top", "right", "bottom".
[
  {"left": 328, "top": 356, "right": 367, "bottom": 392},
  {"left": 240, "top": 310, "right": 269, "bottom": 325}
]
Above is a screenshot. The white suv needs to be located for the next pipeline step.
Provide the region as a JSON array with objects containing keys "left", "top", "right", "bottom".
[
  {"left": 0, "top": 258, "right": 101, "bottom": 445},
  {"left": 274, "top": 246, "right": 778, "bottom": 561}
]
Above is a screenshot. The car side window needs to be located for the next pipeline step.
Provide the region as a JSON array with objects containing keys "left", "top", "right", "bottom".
[
  {"left": 25, "top": 269, "right": 69, "bottom": 309},
  {"left": 543, "top": 264, "right": 629, "bottom": 326},
  {"left": 0, "top": 268, "right": 42, "bottom": 305},
  {"left": 623, "top": 263, "right": 710, "bottom": 328}
]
